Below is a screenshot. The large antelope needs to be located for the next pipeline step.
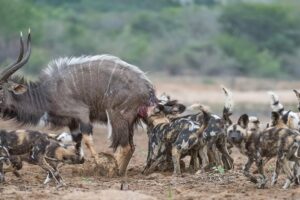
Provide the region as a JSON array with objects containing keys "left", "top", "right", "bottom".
[{"left": 0, "top": 30, "right": 157, "bottom": 175}]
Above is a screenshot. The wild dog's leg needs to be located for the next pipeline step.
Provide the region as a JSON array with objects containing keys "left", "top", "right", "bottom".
[
  {"left": 213, "top": 147, "right": 222, "bottom": 167},
  {"left": 199, "top": 144, "right": 209, "bottom": 172},
  {"left": 143, "top": 133, "right": 157, "bottom": 174},
  {"left": 145, "top": 154, "right": 166, "bottom": 175},
  {"left": 143, "top": 134, "right": 152, "bottom": 172},
  {"left": 0, "top": 160, "right": 4, "bottom": 183},
  {"left": 191, "top": 149, "right": 200, "bottom": 171},
  {"left": 282, "top": 158, "right": 294, "bottom": 189},
  {"left": 217, "top": 137, "right": 234, "bottom": 170},
  {"left": 243, "top": 157, "right": 257, "bottom": 183},
  {"left": 172, "top": 147, "right": 181, "bottom": 175},
  {"left": 294, "top": 161, "right": 300, "bottom": 185},
  {"left": 255, "top": 154, "right": 267, "bottom": 189},
  {"left": 43, "top": 172, "right": 52, "bottom": 185},
  {"left": 38, "top": 157, "right": 63, "bottom": 186}
]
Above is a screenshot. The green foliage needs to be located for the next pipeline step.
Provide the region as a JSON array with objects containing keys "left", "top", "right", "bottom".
[
  {"left": 212, "top": 165, "right": 225, "bottom": 174},
  {"left": 220, "top": 3, "right": 300, "bottom": 55},
  {"left": 1, "top": 0, "right": 300, "bottom": 79},
  {"left": 217, "top": 34, "right": 281, "bottom": 77}
]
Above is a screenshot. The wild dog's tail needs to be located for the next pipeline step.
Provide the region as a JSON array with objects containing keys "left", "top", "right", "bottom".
[
  {"left": 194, "top": 107, "right": 211, "bottom": 135},
  {"left": 189, "top": 103, "right": 211, "bottom": 113},
  {"left": 293, "top": 89, "right": 300, "bottom": 112},
  {"left": 222, "top": 86, "right": 234, "bottom": 123},
  {"left": 268, "top": 91, "right": 284, "bottom": 114}
]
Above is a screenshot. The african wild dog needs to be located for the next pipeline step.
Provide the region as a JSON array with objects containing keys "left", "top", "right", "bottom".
[
  {"left": 227, "top": 112, "right": 300, "bottom": 189},
  {"left": 0, "top": 31, "right": 156, "bottom": 176},
  {"left": 157, "top": 87, "right": 234, "bottom": 170},
  {"left": 0, "top": 129, "right": 84, "bottom": 186},
  {"left": 268, "top": 91, "right": 300, "bottom": 130},
  {"left": 143, "top": 104, "right": 210, "bottom": 175}
]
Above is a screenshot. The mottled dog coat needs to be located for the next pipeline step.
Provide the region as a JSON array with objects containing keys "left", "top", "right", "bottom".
[
  {"left": 144, "top": 104, "right": 210, "bottom": 175},
  {"left": 227, "top": 112, "right": 300, "bottom": 189},
  {"left": 0, "top": 130, "right": 84, "bottom": 186},
  {"left": 157, "top": 87, "right": 234, "bottom": 170}
]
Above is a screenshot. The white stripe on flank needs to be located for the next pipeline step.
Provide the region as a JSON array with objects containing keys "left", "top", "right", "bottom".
[{"left": 106, "top": 110, "right": 113, "bottom": 139}]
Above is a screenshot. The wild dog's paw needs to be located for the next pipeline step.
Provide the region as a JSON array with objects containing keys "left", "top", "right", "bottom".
[
  {"left": 256, "top": 176, "right": 267, "bottom": 189},
  {"left": 271, "top": 173, "right": 277, "bottom": 186},
  {"left": 282, "top": 179, "right": 293, "bottom": 189}
]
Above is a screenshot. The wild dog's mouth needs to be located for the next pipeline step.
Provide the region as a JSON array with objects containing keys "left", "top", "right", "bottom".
[{"left": 227, "top": 132, "right": 243, "bottom": 144}]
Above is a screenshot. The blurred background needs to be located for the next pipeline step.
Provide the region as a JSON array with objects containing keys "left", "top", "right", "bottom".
[{"left": 1, "top": 0, "right": 300, "bottom": 119}]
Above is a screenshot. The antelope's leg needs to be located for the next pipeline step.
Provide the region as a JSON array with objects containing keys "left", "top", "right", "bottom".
[
  {"left": 80, "top": 123, "right": 100, "bottom": 164},
  {"left": 114, "top": 144, "right": 135, "bottom": 176},
  {"left": 82, "top": 134, "right": 100, "bottom": 164}
]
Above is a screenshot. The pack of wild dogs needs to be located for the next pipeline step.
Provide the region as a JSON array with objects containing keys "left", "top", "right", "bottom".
[{"left": 1, "top": 31, "right": 300, "bottom": 189}]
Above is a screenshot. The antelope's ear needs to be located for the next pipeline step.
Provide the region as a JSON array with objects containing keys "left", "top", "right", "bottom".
[
  {"left": 7, "top": 82, "right": 27, "bottom": 95},
  {"left": 237, "top": 114, "right": 249, "bottom": 128}
]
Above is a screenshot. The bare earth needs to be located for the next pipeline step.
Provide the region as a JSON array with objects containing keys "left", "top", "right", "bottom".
[{"left": 1, "top": 76, "right": 300, "bottom": 200}]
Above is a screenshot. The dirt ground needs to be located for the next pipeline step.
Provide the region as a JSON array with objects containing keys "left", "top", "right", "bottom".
[{"left": 1, "top": 77, "right": 300, "bottom": 200}]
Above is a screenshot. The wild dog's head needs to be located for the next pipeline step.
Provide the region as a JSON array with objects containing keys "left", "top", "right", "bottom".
[
  {"left": 267, "top": 112, "right": 289, "bottom": 129},
  {"left": 158, "top": 93, "right": 186, "bottom": 117},
  {"left": 227, "top": 114, "right": 259, "bottom": 145},
  {"left": 146, "top": 104, "right": 170, "bottom": 126},
  {"left": 147, "top": 96, "right": 186, "bottom": 126},
  {"left": 52, "top": 133, "right": 84, "bottom": 164},
  {"left": 248, "top": 116, "right": 260, "bottom": 132}
]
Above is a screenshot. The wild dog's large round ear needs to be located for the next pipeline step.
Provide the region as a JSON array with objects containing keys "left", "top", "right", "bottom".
[
  {"left": 271, "top": 111, "right": 280, "bottom": 125},
  {"left": 237, "top": 114, "right": 249, "bottom": 128},
  {"left": 154, "top": 104, "right": 165, "bottom": 113},
  {"left": 171, "top": 103, "right": 186, "bottom": 114}
]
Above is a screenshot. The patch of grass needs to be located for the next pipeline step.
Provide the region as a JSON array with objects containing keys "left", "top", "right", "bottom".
[{"left": 212, "top": 165, "right": 225, "bottom": 174}]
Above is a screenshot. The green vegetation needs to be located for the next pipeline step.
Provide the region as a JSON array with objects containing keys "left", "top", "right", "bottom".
[{"left": 1, "top": 0, "right": 300, "bottom": 78}]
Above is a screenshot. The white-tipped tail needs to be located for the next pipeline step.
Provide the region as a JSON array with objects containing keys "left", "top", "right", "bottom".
[
  {"left": 222, "top": 86, "right": 234, "bottom": 114},
  {"left": 268, "top": 91, "right": 284, "bottom": 112},
  {"left": 106, "top": 110, "right": 113, "bottom": 139}
]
